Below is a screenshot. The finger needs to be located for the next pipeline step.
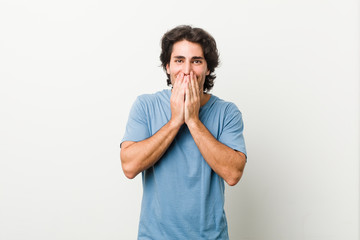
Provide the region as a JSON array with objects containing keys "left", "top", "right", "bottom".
[
  {"left": 195, "top": 76, "right": 202, "bottom": 99},
  {"left": 185, "top": 82, "right": 190, "bottom": 103},
  {"left": 193, "top": 72, "right": 199, "bottom": 91},
  {"left": 172, "top": 73, "right": 184, "bottom": 98},
  {"left": 190, "top": 72, "right": 198, "bottom": 98},
  {"left": 181, "top": 75, "right": 188, "bottom": 98},
  {"left": 184, "top": 74, "right": 189, "bottom": 84},
  {"left": 186, "top": 75, "right": 193, "bottom": 100},
  {"left": 174, "top": 72, "right": 184, "bottom": 88}
]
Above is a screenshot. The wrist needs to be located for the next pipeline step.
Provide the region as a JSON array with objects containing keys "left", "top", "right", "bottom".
[
  {"left": 185, "top": 118, "right": 201, "bottom": 130},
  {"left": 169, "top": 118, "right": 184, "bottom": 130}
]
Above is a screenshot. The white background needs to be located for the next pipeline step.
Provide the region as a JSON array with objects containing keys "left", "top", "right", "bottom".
[{"left": 0, "top": 0, "right": 359, "bottom": 239}]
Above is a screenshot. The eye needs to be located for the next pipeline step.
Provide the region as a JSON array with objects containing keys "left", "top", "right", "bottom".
[
  {"left": 193, "top": 60, "right": 202, "bottom": 64},
  {"left": 174, "top": 59, "right": 183, "bottom": 63}
]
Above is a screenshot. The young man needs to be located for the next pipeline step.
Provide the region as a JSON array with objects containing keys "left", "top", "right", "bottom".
[{"left": 120, "top": 25, "right": 247, "bottom": 239}]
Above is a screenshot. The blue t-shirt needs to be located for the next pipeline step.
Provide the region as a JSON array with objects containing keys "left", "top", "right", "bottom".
[{"left": 121, "top": 89, "right": 247, "bottom": 240}]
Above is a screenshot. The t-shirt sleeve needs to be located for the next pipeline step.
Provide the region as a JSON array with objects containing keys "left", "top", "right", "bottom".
[
  {"left": 218, "top": 103, "right": 247, "bottom": 158},
  {"left": 120, "top": 96, "right": 151, "bottom": 148}
]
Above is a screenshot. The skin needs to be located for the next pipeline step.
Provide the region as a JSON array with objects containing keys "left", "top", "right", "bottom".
[{"left": 121, "top": 40, "right": 246, "bottom": 186}]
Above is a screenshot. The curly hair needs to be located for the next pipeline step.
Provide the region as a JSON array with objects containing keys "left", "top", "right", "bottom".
[{"left": 160, "top": 25, "right": 220, "bottom": 92}]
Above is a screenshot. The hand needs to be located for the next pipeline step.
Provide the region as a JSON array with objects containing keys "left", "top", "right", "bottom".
[
  {"left": 185, "top": 71, "right": 201, "bottom": 125},
  {"left": 170, "top": 73, "right": 186, "bottom": 127}
]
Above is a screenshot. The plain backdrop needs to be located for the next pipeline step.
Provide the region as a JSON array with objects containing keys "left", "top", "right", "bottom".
[{"left": 0, "top": 0, "right": 359, "bottom": 239}]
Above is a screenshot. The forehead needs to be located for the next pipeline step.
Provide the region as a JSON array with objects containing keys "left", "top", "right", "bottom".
[{"left": 171, "top": 40, "right": 204, "bottom": 58}]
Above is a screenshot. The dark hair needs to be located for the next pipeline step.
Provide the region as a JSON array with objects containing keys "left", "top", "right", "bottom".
[{"left": 160, "top": 25, "right": 219, "bottom": 92}]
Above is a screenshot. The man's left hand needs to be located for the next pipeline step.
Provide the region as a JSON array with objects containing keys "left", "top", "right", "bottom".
[{"left": 184, "top": 71, "right": 201, "bottom": 125}]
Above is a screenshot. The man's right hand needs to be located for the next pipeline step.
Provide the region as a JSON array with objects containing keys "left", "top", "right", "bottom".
[
  {"left": 121, "top": 74, "right": 187, "bottom": 178},
  {"left": 170, "top": 73, "right": 186, "bottom": 127}
]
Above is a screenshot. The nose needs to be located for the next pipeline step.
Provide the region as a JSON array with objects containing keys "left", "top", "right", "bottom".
[{"left": 183, "top": 61, "right": 192, "bottom": 75}]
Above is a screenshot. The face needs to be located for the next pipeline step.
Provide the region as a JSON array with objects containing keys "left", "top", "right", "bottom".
[{"left": 166, "top": 40, "right": 210, "bottom": 91}]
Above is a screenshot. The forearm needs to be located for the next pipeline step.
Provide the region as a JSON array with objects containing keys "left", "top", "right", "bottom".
[
  {"left": 187, "top": 120, "right": 246, "bottom": 186},
  {"left": 121, "top": 120, "right": 182, "bottom": 179}
]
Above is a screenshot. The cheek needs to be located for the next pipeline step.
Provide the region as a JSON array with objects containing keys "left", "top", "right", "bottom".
[
  {"left": 169, "top": 67, "right": 181, "bottom": 77},
  {"left": 194, "top": 69, "right": 207, "bottom": 80},
  {"left": 195, "top": 66, "right": 208, "bottom": 76}
]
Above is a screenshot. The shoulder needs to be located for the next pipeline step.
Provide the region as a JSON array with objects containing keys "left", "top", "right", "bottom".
[
  {"left": 134, "top": 89, "right": 171, "bottom": 108},
  {"left": 136, "top": 89, "right": 170, "bottom": 103},
  {"left": 210, "top": 95, "right": 242, "bottom": 116}
]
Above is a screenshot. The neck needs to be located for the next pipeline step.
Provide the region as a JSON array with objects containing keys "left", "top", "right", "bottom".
[{"left": 200, "top": 92, "right": 211, "bottom": 107}]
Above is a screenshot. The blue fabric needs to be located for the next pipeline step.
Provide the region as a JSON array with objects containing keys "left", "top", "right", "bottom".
[{"left": 121, "top": 89, "right": 247, "bottom": 240}]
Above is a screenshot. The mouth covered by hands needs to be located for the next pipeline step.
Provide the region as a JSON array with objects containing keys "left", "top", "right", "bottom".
[{"left": 170, "top": 71, "right": 202, "bottom": 127}]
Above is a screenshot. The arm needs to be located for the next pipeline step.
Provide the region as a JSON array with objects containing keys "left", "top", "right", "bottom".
[
  {"left": 120, "top": 74, "right": 187, "bottom": 179},
  {"left": 186, "top": 120, "right": 246, "bottom": 186},
  {"left": 185, "top": 72, "right": 246, "bottom": 186},
  {"left": 121, "top": 120, "right": 182, "bottom": 179}
]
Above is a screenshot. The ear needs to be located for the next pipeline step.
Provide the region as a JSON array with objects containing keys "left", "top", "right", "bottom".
[
  {"left": 206, "top": 69, "right": 210, "bottom": 76},
  {"left": 166, "top": 63, "right": 170, "bottom": 74}
]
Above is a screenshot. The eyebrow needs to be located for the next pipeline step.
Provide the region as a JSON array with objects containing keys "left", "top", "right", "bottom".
[{"left": 173, "top": 56, "right": 205, "bottom": 60}]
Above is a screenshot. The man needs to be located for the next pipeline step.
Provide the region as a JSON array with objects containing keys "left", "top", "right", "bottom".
[{"left": 120, "top": 25, "right": 247, "bottom": 239}]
